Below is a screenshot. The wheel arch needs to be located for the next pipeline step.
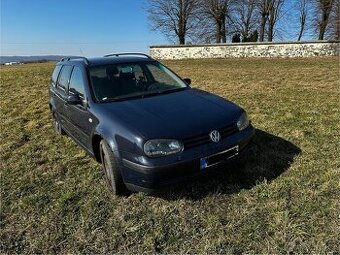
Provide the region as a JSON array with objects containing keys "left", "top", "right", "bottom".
[
  {"left": 91, "top": 128, "right": 119, "bottom": 163},
  {"left": 49, "top": 97, "right": 57, "bottom": 113},
  {"left": 92, "top": 134, "right": 102, "bottom": 163}
]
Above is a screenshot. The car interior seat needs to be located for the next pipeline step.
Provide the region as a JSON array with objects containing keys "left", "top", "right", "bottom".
[
  {"left": 92, "top": 66, "right": 120, "bottom": 100},
  {"left": 118, "top": 71, "right": 138, "bottom": 96}
]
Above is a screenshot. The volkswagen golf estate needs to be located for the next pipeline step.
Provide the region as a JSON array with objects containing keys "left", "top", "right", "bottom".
[{"left": 49, "top": 53, "right": 255, "bottom": 195}]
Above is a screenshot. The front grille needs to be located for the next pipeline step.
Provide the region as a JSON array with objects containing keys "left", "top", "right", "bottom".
[{"left": 182, "top": 124, "right": 238, "bottom": 150}]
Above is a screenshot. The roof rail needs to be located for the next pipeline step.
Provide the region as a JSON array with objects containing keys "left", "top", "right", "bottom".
[
  {"left": 103, "top": 52, "right": 153, "bottom": 59},
  {"left": 60, "top": 57, "right": 90, "bottom": 65}
]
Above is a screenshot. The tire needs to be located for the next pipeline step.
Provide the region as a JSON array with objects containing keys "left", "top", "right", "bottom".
[
  {"left": 52, "top": 112, "right": 65, "bottom": 135},
  {"left": 99, "top": 140, "right": 129, "bottom": 195}
]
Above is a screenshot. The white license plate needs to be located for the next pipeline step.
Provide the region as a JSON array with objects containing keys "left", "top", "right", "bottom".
[{"left": 200, "top": 145, "right": 239, "bottom": 170}]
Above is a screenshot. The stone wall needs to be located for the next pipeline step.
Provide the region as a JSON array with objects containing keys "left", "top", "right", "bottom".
[{"left": 150, "top": 41, "right": 340, "bottom": 59}]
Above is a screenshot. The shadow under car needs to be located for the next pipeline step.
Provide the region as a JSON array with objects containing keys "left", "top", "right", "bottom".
[{"left": 156, "top": 129, "right": 301, "bottom": 201}]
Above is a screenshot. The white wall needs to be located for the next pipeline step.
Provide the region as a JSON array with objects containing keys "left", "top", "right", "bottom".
[{"left": 150, "top": 41, "right": 340, "bottom": 59}]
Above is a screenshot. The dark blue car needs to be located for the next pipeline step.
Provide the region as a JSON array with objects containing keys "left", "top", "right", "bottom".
[{"left": 49, "top": 53, "right": 255, "bottom": 195}]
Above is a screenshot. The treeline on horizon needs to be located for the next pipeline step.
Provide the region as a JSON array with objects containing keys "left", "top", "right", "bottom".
[{"left": 147, "top": 0, "right": 339, "bottom": 44}]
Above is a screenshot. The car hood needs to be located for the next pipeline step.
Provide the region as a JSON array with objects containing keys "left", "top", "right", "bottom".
[{"left": 100, "top": 88, "right": 243, "bottom": 139}]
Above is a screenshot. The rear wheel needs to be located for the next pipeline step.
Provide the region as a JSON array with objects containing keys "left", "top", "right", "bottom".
[{"left": 99, "top": 140, "right": 129, "bottom": 195}]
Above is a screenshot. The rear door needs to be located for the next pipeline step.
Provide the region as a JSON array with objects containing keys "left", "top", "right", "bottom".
[
  {"left": 65, "top": 66, "right": 93, "bottom": 148},
  {"left": 55, "top": 65, "right": 73, "bottom": 131}
]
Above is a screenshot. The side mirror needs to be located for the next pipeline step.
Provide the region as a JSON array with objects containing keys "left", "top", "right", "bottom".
[
  {"left": 183, "top": 78, "right": 191, "bottom": 85},
  {"left": 67, "top": 94, "right": 82, "bottom": 105}
]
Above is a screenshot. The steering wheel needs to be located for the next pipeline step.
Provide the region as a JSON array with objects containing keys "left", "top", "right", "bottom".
[{"left": 147, "top": 82, "right": 161, "bottom": 91}]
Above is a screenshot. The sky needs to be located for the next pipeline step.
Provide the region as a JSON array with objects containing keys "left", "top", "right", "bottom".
[
  {"left": 0, "top": 0, "right": 310, "bottom": 57},
  {"left": 0, "top": 0, "right": 166, "bottom": 56}
]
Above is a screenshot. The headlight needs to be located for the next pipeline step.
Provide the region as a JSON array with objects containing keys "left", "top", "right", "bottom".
[
  {"left": 144, "top": 139, "right": 183, "bottom": 157},
  {"left": 237, "top": 112, "right": 250, "bottom": 131}
]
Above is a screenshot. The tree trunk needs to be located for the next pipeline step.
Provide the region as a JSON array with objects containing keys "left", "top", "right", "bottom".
[
  {"left": 319, "top": 11, "right": 327, "bottom": 39},
  {"left": 268, "top": 25, "right": 273, "bottom": 41},
  {"left": 221, "top": 15, "right": 227, "bottom": 43},
  {"left": 244, "top": 23, "right": 250, "bottom": 41},
  {"left": 297, "top": 17, "right": 306, "bottom": 41},
  {"left": 179, "top": 34, "right": 186, "bottom": 44},
  {"left": 297, "top": 27, "right": 304, "bottom": 41},
  {"left": 259, "top": 14, "right": 267, "bottom": 41},
  {"left": 336, "top": 13, "right": 340, "bottom": 40},
  {"left": 177, "top": 0, "right": 186, "bottom": 44},
  {"left": 216, "top": 21, "right": 222, "bottom": 43},
  {"left": 318, "top": 0, "right": 334, "bottom": 40},
  {"left": 336, "top": 0, "right": 340, "bottom": 40},
  {"left": 318, "top": 28, "right": 325, "bottom": 40}
]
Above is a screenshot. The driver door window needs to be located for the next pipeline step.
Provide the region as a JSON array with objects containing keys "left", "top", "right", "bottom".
[{"left": 69, "top": 67, "right": 86, "bottom": 102}]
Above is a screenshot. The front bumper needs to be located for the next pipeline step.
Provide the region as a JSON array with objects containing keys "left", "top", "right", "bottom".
[{"left": 120, "top": 125, "right": 255, "bottom": 193}]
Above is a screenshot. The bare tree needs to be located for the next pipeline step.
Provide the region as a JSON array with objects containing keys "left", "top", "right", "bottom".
[
  {"left": 232, "top": 0, "right": 259, "bottom": 41},
  {"left": 257, "top": 0, "right": 285, "bottom": 41},
  {"left": 297, "top": 0, "right": 311, "bottom": 40},
  {"left": 315, "top": 0, "right": 335, "bottom": 40},
  {"left": 191, "top": 14, "right": 216, "bottom": 43},
  {"left": 328, "top": 0, "right": 340, "bottom": 39},
  {"left": 267, "top": 0, "right": 285, "bottom": 41},
  {"left": 147, "top": 0, "right": 199, "bottom": 44},
  {"left": 258, "top": 0, "right": 270, "bottom": 41},
  {"left": 199, "top": 0, "right": 231, "bottom": 43}
]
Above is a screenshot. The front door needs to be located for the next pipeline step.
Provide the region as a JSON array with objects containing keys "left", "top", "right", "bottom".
[{"left": 65, "top": 66, "right": 93, "bottom": 148}]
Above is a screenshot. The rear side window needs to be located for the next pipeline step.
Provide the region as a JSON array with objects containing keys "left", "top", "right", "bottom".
[
  {"left": 51, "top": 65, "right": 62, "bottom": 86},
  {"left": 57, "top": 65, "right": 73, "bottom": 92},
  {"left": 69, "top": 67, "right": 85, "bottom": 99}
]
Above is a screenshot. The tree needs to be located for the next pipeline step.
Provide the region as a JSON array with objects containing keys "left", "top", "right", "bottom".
[
  {"left": 257, "top": 0, "right": 285, "bottom": 42},
  {"left": 147, "top": 0, "right": 199, "bottom": 44},
  {"left": 199, "top": 0, "right": 231, "bottom": 43},
  {"left": 258, "top": 0, "right": 271, "bottom": 41},
  {"left": 297, "top": 0, "right": 311, "bottom": 40},
  {"left": 267, "top": 0, "right": 285, "bottom": 41},
  {"left": 328, "top": 0, "right": 340, "bottom": 39},
  {"left": 232, "top": 0, "right": 259, "bottom": 41},
  {"left": 315, "top": 0, "right": 335, "bottom": 40}
]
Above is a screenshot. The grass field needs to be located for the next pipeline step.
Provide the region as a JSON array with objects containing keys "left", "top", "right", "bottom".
[{"left": 1, "top": 58, "right": 339, "bottom": 253}]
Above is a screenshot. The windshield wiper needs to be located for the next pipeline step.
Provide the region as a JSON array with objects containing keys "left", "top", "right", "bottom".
[
  {"left": 143, "top": 87, "right": 187, "bottom": 97},
  {"left": 103, "top": 94, "right": 145, "bottom": 102},
  {"left": 101, "top": 87, "right": 188, "bottom": 103}
]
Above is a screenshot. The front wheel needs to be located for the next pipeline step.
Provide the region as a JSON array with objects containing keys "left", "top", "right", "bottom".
[{"left": 99, "top": 140, "right": 129, "bottom": 195}]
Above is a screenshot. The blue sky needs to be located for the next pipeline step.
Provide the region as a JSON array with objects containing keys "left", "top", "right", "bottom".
[
  {"left": 1, "top": 0, "right": 308, "bottom": 56},
  {"left": 1, "top": 0, "right": 166, "bottom": 56}
]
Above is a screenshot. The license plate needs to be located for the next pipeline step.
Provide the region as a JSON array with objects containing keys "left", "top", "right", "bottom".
[
  {"left": 200, "top": 145, "right": 239, "bottom": 170},
  {"left": 200, "top": 158, "right": 208, "bottom": 170}
]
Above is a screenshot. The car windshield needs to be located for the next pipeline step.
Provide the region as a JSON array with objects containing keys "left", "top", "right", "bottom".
[{"left": 89, "top": 61, "right": 188, "bottom": 102}]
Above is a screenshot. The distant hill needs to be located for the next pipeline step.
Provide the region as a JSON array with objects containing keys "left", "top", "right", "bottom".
[{"left": 0, "top": 55, "right": 81, "bottom": 64}]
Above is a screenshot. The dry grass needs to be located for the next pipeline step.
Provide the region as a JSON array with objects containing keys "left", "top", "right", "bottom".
[{"left": 0, "top": 57, "right": 339, "bottom": 253}]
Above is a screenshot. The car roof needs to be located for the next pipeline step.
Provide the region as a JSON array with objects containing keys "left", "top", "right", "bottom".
[{"left": 56, "top": 54, "right": 155, "bottom": 67}]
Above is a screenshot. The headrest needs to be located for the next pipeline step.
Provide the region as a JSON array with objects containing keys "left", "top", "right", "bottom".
[
  {"left": 106, "top": 66, "right": 119, "bottom": 76},
  {"left": 119, "top": 72, "right": 135, "bottom": 80}
]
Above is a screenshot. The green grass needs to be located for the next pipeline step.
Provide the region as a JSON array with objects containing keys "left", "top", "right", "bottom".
[{"left": 1, "top": 58, "right": 339, "bottom": 253}]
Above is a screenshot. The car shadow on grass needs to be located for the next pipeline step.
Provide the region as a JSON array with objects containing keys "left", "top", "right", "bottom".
[{"left": 157, "top": 129, "right": 301, "bottom": 201}]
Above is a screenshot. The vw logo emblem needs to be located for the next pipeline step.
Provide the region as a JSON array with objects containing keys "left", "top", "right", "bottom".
[{"left": 209, "top": 130, "right": 221, "bottom": 143}]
